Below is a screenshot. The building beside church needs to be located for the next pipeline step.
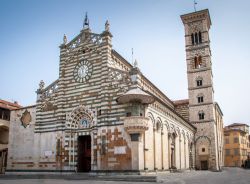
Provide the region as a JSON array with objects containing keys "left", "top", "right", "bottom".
[
  {"left": 224, "top": 123, "right": 250, "bottom": 167},
  {"left": 0, "top": 99, "right": 21, "bottom": 173},
  {"left": 6, "top": 9, "right": 224, "bottom": 173}
]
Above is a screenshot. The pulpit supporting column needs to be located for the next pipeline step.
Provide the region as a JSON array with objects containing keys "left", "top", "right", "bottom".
[{"left": 130, "top": 133, "right": 144, "bottom": 171}]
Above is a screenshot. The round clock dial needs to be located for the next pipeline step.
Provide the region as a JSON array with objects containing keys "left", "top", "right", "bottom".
[
  {"left": 74, "top": 60, "right": 93, "bottom": 83},
  {"left": 78, "top": 65, "right": 88, "bottom": 78}
]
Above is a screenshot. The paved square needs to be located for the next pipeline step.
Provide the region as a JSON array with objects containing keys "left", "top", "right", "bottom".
[
  {"left": 158, "top": 168, "right": 250, "bottom": 184},
  {"left": 0, "top": 168, "right": 249, "bottom": 184}
]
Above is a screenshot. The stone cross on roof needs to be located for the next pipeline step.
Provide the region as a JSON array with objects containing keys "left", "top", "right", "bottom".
[{"left": 83, "top": 12, "right": 89, "bottom": 29}]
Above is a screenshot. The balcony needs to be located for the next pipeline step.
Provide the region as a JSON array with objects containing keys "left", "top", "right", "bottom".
[{"left": 124, "top": 116, "right": 149, "bottom": 133}]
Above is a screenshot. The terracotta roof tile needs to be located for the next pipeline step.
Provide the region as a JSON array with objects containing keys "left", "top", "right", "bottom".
[
  {"left": 0, "top": 99, "right": 22, "bottom": 110},
  {"left": 228, "top": 123, "right": 249, "bottom": 127},
  {"left": 173, "top": 99, "right": 189, "bottom": 106}
]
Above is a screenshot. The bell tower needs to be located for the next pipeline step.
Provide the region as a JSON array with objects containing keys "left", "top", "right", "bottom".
[{"left": 181, "top": 9, "right": 221, "bottom": 170}]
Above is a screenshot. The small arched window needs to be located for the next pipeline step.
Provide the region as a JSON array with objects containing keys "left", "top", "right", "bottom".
[
  {"left": 195, "top": 33, "right": 198, "bottom": 44},
  {"left": 191, "top": 33, "right": 195, "bottom": 45},
  {"left": 199, "top": 32, "right": 202, "bottom": 43},
  {"left": 194, "top": 56, "right": 202, "bottom": 69},
  {"left": 197, "top": 94, "right": 204, "bottom": 103},
  {"left": 192, "top": 32, "right": 202, "bottom": 45},
  {"left": 196, "top": 78, "right": 202, "bottom": 86},
  {"left": 196, "top": 77, "right": 203, "bottom": 86},
  {"left": 198, "top": 111, "right": 205, "bottom": 120},
  {"left": 198, "top": 56, "right": 202, "bottom": 66},
  {"left": 194, "top": 56, "right": 198, "bottom": 68}
]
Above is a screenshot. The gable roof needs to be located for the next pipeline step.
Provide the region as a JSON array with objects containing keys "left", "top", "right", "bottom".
[
  {"left": 111, "top": 51, "right": 196, "bottom": 130},
  {"left": 112, "top": 49, "right": 175, "bottom": 109},
  {"left": 173, "top": 99, "right": 189, "bottom": 106},
  {"left": 228, "top": 123, "right": 249, "bottom": 127},
  {"left": 0, "top": 99, "right": 22, "bottom": 110}
]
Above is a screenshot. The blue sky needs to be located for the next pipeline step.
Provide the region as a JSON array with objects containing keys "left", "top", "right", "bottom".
[{"left": 1, "top": 0, "right": 250, "bottom": 125}]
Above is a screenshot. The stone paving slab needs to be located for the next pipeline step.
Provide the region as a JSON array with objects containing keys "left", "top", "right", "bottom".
[
  {"left": 0, "top": 168, "right": 249, "bottom": 184},
  {"left": 0, "top": 173, "right": 157, "bottom": 182},
  {"left": 157, "top": 168, "right": 250, "bottom": 184}
]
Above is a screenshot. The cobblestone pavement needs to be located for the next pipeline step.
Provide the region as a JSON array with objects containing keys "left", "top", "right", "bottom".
[{"left": 0, "top": 168, "right": 249, "bottom": 184}]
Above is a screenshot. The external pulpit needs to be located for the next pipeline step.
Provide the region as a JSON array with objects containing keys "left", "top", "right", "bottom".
[{"left": 117, "top": 87, "right": 155, "bottom": 171}]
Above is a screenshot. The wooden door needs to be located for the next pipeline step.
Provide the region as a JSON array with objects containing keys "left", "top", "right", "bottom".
[
  {"left": 200, "top": 160, "right": 208, "bottom": 170},
  {"left": 77, "top": 136, "right": 91, "bottom": 172}
]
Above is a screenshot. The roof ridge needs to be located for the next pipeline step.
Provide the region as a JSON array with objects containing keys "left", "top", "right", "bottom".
[{"left": 0, "top": 99, "right": 22, "bottom": 110}]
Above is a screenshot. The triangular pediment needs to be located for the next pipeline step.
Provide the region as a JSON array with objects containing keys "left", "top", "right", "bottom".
[{"left": 63, "top": 29, "right": 104, "bottom": 53}]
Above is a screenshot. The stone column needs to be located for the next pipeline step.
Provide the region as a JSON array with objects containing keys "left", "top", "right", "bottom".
[
  {"left": 175, "top": 135, "right": 179, "bottom": 169},
  {"left": 190, "top": 142, "right": 195, "bottom": 169},
  {"left": 179, "top": 138, "right": 181, "bottom": 169},
  {"left": 153, "top": 128, "right": 156, "bottom": 170},
  {"left": 161, "top": 130, "right": 164, "bottom": 170},
  {"left": 123, "top": 116, "right": 150, "bottom": 171},
  {"left": 184, "top": 139, "right": 186, "bottom": 169},
  {"left": 130, "top": 133, "right": 144, "bottom": 171},
  {"left": 168, "top": 133, "right": 171, "bottom": 169},
  {"left": 163, "top": 132, "right": 169, "bottom": 170}
]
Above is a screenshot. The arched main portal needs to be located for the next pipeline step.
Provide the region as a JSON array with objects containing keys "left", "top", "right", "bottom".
[{"left": 67, "top": 105, "right": 96, "bottom": 172}]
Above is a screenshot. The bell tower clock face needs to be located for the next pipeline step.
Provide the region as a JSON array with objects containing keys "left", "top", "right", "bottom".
[{"left": 74, "top": 60, "right": 93, "bottom": 83}]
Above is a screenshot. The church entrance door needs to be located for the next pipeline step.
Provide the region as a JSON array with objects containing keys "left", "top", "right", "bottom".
[
  {"left": 77, "top": 135, "right": 91, "bottom": 172},
  {"left": 200, "top": 160, "right": 208, "bottom": 170}
]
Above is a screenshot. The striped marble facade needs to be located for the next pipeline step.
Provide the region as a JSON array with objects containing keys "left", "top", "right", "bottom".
[{"left": 7, "top": 18, "right": 197, "bottom": 173}]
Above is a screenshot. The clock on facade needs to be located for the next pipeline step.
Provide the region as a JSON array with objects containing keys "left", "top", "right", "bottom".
[{"left": 74, "top": 60, "right": 93, "bottom": 83}]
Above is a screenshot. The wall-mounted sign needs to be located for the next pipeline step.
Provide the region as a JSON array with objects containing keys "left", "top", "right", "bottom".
[
  {"left": 44, "top": 150, "right": 52, "bottom": 156},
  {"left": 114, "top": 146, "right": 126, "bottom": 154}
]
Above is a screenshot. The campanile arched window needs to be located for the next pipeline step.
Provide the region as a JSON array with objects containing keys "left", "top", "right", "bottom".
[
  {"left": 198, "top": 111, "right": 205, "bottom": 120},
  {"left": 191, "top": 33, "right": 195, "bottom": 45},
  {"left": 194, "top": 56, "right": 202, "bottom": 69},
  {"left": 197, "top": 93, "right": 204, "bottom": 103},
  {"left": 199, "top": 31, "right": 202, "bottom": 43},
  {"left": 196, "top": 77, "right": 203, "bottom": 86},
  {"left": 191, "top": 32, "right": 202, "bottom": 45},
  {"left": 195, "top": 33, "right": 198, "bottom": 44}
]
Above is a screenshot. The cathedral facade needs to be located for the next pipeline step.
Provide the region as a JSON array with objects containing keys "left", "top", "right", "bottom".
[{"left": 7, "top": 9, "right": 223, "bottom": 173}]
